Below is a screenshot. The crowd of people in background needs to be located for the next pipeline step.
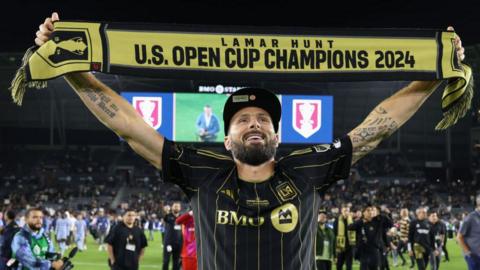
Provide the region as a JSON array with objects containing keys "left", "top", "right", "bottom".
[
  {"left": 0, "top": 146, "right": 479, "bottom": 269},
  {"left": 0, "top": 198, "right": 479, "bottom": 270}
]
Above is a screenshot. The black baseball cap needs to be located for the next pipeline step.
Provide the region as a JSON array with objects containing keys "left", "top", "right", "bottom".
[{"left": 223, "top": 87, "right": 281, "bottom": 135}]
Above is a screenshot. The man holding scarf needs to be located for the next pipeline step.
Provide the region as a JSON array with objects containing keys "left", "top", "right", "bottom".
[
  {"left": 316, "top": 209, "right": 335, "bottom": 270},
  {"left": 30, "top": 12, "right": 468, "bottom": 270},
  {"left": 333, "top": 204, "right": 356, "bottom": 270}
]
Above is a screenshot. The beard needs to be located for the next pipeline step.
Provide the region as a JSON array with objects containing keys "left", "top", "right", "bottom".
[
  {"left": 231, "top": 136, "right": 277, "bottom": 166},
  {"left": 28, "top": 222, "right": 42, "bottom": 231}
]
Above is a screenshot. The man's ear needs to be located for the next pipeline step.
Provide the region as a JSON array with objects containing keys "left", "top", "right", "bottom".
[
  {"left": 274, "top": 133, "right": 280, "bottom": 148},
  {"left": 224, "top": 135, "right": 232, "bottom": 151}
]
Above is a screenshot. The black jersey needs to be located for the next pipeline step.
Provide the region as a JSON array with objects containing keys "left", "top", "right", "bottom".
[
  {"left": 161, "top": 136, "right": 352, "bottom": 270},
  {"left": 163, "top": 213, "right": 183, "bottom": 247},
  {"left": 408, "top": 219, "right": 435, "bottom": 252},
  {"left": 348, "top": 214, "right": 392, "bottom": 254},
  {"left": 430, "top": 221, "right": 445, "bottom": 248}
]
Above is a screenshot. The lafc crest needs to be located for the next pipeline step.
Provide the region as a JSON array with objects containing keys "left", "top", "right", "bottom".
[
  {"left": 39, "top": 29, "right": 90, "bottom": 66},
  {"left": 275, "top": 182, "right": 298, "bottom": 201}
]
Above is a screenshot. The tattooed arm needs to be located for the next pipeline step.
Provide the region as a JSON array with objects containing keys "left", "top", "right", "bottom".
[
  {"left": 347, "top": 81, "right": 441, "bottom": 165},
  {"left": 35, "top": 13, "right": 164, "bottom": 169},
  {"left": 64, "top": 73, "right": 165, "bottom": 169},
  {"left": 348, "top": 26, "right": 465, "bottom": 165}
]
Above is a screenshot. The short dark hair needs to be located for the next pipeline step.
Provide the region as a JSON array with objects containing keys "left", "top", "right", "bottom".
[
  {"left": 122, "top": 209, "right": 137, "bottom": 216},
  {"left": 25, "top": 207, "right": 43, "bottom": 217},
  {"left": 362, "top": 203, "right": 373, "bottom": 213},
  {"left": 5, "top": 210, "right": 16, "bottom": 220}
]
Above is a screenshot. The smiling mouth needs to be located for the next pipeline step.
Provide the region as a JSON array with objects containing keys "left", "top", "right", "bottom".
[{"left": 243, "top": 132, "right": 265, "bottom": 143}]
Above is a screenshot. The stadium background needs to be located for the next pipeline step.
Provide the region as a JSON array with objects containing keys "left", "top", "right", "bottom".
[{"left": 1, "top": 1, "right": 480, "bottom": 269}]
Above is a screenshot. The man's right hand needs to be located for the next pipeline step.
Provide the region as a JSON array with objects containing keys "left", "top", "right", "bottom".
[
  {"left": 51, "top": 259, "right": 64, "bottom": 270},
  {"left": 35, "top": 12, "right": 59, "bottom": 46},
  {"left": 408, "top": 250, "right": 413, "bottom": 257}
]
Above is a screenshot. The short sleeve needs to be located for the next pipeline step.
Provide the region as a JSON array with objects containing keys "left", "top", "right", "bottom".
[
  {"left": 161, "top": 139, "right": 234, "bottom": 191},
  {"left": 140, "top": 231, "right": 148, "bottom": 249},
  {"left": 278, "top": 135, "right": 352, "bottom": 188},
  {"left": 104, "top": 226, "right": 116, "bottom": 245}
]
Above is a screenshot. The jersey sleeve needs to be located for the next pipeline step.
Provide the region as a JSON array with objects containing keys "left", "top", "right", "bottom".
[
  {"left": 161, "top": 139, "right": 234, "bottom": 192},
  {"left": 278, "top": 135, "right": 352, "bottom": 189}
]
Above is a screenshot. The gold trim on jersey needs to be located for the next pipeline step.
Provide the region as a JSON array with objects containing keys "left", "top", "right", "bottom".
[
  {"left": 277, "top": 147, "right": 313, "bottom": 162},
  {"left": 214, "top": 191, "right": 220, "bottom": 270},
  {"left": 254, "top": 183, "right": 261, "bottom": 270},
  {"left": 233, "top": 204, "right": 240, "bottom": 270},
  {"left": 312, "top": 187, "right": 317, "bottom": 264},
  {"left": 178, "top": 161, "right": 221, "bottom": 170},
  {"left": 216, "top": 168, "right": 235, "bottom": 193},
  {"left": 292, "top": 157, "right": 340, "bottom": 169},
  {"left": 185, "top": 186, "right": 199, "bottom": 192},
  {"left": 281, "top": 233, "right": 284, "bottom": 270},
  {"left": 197, "top": 149, "right": 233, "bottom": 160},
  {"left": 297, "top": 196, "right": 303, "bottom": 269}
]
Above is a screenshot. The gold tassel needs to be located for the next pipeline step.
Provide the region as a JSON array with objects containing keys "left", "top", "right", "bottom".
[
  {"left": 435, "top": 65, "right": 474, "bottom": 130},
  {"left": 8, "top": 46, "right": 48, "bottom": 106}
]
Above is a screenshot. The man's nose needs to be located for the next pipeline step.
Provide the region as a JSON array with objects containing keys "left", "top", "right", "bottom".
[{"left": 249, "top": 119, "right": 261, "bottom": 129}]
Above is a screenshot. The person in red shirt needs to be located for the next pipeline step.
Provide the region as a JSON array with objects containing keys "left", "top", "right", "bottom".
[{"left": 176, "top": 210, "right": 197, "bottom": 270}]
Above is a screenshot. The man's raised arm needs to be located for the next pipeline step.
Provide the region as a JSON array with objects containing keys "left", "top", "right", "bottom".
[
  {"left": 36, "top": 13, "right": 164, "bottom": 169},
  {"left": 348, "top": 26, "right": 465, "bottom": 165}
]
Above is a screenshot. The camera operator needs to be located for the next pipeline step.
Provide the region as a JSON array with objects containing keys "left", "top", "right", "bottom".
[{"left": 11, "top": 208, "right": 64, "bottom": 270}]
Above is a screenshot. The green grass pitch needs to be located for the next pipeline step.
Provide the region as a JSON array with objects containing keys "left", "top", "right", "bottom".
[{"left": 59, "top": 232, "right": 467, "bottom": 270}]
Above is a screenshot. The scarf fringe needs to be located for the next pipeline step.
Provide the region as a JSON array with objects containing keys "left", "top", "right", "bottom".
[
  {"left": 435, "top": 68, "right": 474, "bottom": 130},
  {"left": 8, "top": 46, "right": 48, "bottom": 106}
]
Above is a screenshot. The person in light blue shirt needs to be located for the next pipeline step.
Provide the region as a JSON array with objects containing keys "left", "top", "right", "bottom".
[
  {"left": 74, "top": 213, "right": 87, "bottom": 252},
  {"left": 195, "top": 105, "right": 220, "bottom": 142},
  {"left": 95, "top": 209, "right": 110, "bottom": 251},
  {"left": 11, "top": 208, "right": 63, "bottom": 270},
  {"left": 54, "top": 212, "right": 70, "bottom": 256}
]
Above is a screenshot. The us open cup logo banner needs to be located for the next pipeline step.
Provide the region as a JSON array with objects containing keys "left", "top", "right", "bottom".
[
  {"left": 281, "top": 95, "right": 333, "bottom": 143},
  {"left": 132, "top": 96, "right": 163, "bottom": 130},
  {"left": 121, "top": 92, "right": 174, "bottom": 140}
]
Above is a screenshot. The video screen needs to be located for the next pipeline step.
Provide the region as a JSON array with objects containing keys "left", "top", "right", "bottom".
[{"left": 121, "top": 92, "right": 332, "bottom": 143}]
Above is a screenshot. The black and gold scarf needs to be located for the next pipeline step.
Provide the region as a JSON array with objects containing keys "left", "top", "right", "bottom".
[{"left": 10, "top": 21, "right": 473, "bottom": 129}]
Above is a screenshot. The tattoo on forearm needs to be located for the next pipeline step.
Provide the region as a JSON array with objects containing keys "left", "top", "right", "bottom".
[
  {"left": 80, "top": 88, "right": 119, "bottom": 119},
  {"left": 350, "top": 106, "right": 398, "bottom": 164}
]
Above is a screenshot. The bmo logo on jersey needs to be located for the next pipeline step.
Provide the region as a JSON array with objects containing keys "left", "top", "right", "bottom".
[
  {"left": 281, "top": 95, "right": 333, "bottom": 144},
  {"left": 121, "top": 92, "right": 174, "bottom": 140},
  {"left": 216, "top": 203, "right": 299, "bottom": 233}
]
